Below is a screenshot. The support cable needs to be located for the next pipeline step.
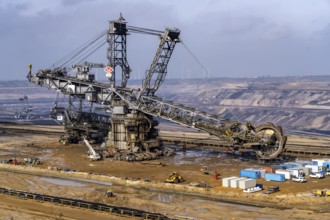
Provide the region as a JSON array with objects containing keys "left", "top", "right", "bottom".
[
  {"left": 181, "top": 40, "right": 209, "bottom": 78},
  {"left": 60, "top": 32, "right": 106, "bottom": 68},
  {"left": 76, "top": 41, "right": 107, "bottom": 65},
  {"left": 48, "top": 30, "right": 106, "bottom": 69},
  {"left": 62, "top": 37, "right": 106, "bottom": 69},
  {"left": 48, "top": 26, "right": 162, "bottom": 71}
]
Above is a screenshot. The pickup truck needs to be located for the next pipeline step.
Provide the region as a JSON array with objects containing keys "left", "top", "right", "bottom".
[
  {"left": 309, "top": 172, "right": 324, "bottom": 179},
  {"left": 263, "top": 186, "right": 280, "bottom": 194},
  {"left": 292, "top": 176, "right": 307, "bottom": 183}
]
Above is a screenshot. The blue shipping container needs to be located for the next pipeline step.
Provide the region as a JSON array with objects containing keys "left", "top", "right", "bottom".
[
  {"left": 240, "top": 170, "right": 261, "bottom": 179},
  {"left": 280, "top": 163, "right": 297, "bottom": 169},
  {"left": 299, "top": 162, "right": 309, "bottom": 167},
  {"left": 265, "top": 173, "right": 285, "bottom": 182}
]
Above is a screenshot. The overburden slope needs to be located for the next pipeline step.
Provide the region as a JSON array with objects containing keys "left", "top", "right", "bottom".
[{"left": 158, "top": 76, "right": 330, "bottom": 135}]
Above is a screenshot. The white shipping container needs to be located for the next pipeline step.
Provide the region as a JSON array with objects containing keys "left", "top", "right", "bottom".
[
  {"left": 302, "top": 167, "right": 310, "bottom": 176},
  {"left": 275, "top": 170, "right": 291, "bottom": 179},
  {"left": 230, "top": 177, "right": 247, "bottom": 188},
  {"left": 305, "top": 165, "right": 320, "bottom": 173},
  {"left": 312, "top": 159, "right": 326, "bottom": 167},
  {"left": 286, "top": 168, "right": 303, "bottom": 177},
  {"left": 239, "top": 179, "right": 256, "bottom": 189},
  {"left": 222, "top": 177, "right": 238, "bottom": 187}
]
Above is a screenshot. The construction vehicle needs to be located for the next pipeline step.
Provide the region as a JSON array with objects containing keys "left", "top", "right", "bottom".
[
  {"left": 166, "top": 172, "right": 184, "bottom": 184},
  {"left": 26, "top": 14, "right": 287, "bottom": 161},
  {"left": 315, "top": 190, "right": 330, "bottom": 197},
  {"left": 263, "top": 186, "right": 280, "bottom": 194},
  {"left": 106, "top": 190, "right": 115, "bottom": 197},
  {"left": 24, "top": 157, "right": 42, "bottom": 165},
  {"left": 200, "top": 166, "right": 212, "bottom": 175},
  {"left": 83, "top": 138, "right": 101, "bottom": 161}
]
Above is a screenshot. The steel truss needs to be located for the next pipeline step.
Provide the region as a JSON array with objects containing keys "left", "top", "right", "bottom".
[{"left": 29, "top": 71, "right": 286, "bottom": 159}]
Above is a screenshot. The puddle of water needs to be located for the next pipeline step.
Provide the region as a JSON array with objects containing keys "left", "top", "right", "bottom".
[
  {"left": 167, "top": 147, "right": 222, "bottom": 165},
  {"left": 165, "top": 146, "right": 257, "bottom": 166},
  {"left": 157, "top": 193, "right": 173, "bottom": 203},
  {"left": 82, "top": 179, "right": 112, "bottom": 186},
  {"left": 40, "top": 177, "right": 85, "bottom": 187}
]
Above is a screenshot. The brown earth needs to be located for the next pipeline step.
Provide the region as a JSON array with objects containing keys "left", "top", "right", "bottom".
[{"left": 0, "top": 125, "right": 330, "bottom": 219}]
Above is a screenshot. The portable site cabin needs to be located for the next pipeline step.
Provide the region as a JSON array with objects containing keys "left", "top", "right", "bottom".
[
  {"left": 275, "top": 170, "right": 291, "bottom": 180},
  {"left": 222, "top": 177, "right": 239, "bottom": 187},
  {"left": 239, "top": 179, "right": 256, "bottom": 189},
  {"left": 305, "top": 164, "right": 320, "bottom": 173},
  {"left": 230, "top": 177, "right": 247, "bottom": 188},
  {"left": 287, "top": 168, "right": 304, "bottom": 177}
]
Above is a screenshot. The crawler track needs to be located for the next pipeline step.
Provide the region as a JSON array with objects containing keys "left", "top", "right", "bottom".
[
  {"left": 1, "top": 126, "right": 330, "bottom": 157},
  {"left": 0, "top": 187, "right": 173, "bottom": 220}
]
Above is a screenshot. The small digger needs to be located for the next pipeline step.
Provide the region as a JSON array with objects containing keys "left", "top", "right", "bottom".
[
  {"left": 165, "top": 172, "right": 184, "bottom": 184},
  {"left": 106, "top": 190, "right": 116, "bottom": 198},
  {"left": 200, "top": 166, "right": 212, "bottom": 175},
  {"left": 201, "top": 166, "right": 220, "bottom": 180}
]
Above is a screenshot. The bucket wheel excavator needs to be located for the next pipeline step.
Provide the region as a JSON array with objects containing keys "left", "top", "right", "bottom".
[{"left": 27, "top": 14, "right": 286, "bottom": 160}]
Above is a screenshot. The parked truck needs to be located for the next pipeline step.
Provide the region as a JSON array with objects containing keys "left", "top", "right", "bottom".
[{"left": 309, "top": 172, "right": 324, "bottom": 179}]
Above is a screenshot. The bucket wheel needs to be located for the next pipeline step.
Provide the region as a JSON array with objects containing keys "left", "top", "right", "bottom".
[{"left": 254, "top": 123, "right": 286, "bottom": 160}]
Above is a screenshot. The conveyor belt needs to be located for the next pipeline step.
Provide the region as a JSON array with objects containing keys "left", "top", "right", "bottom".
[
  {"left": 0, "top": 127, "right": 63, "bottom": 135},
  {"left": 0, "top": 187, "right": 174, "bottom": 220}
]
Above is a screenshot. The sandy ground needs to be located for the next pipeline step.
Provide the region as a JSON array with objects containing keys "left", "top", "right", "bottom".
[
  {"left": 0, "top": 127, "right": 330, "bottom": 219},
  {"left": 0, "top": 195, "right": 127, "bottom": 220},
  {"left": 0, "top": 167, "right": 329, "bottom": 220}
]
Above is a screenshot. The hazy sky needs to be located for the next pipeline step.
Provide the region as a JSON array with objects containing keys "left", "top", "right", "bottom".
[{"left": 1, "top": 0, "right": 330, "bottom": 81}]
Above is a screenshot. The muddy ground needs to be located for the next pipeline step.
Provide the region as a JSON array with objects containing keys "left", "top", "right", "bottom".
[{"left": 0, "top": 127, "right": 330, "bottom": 219}]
